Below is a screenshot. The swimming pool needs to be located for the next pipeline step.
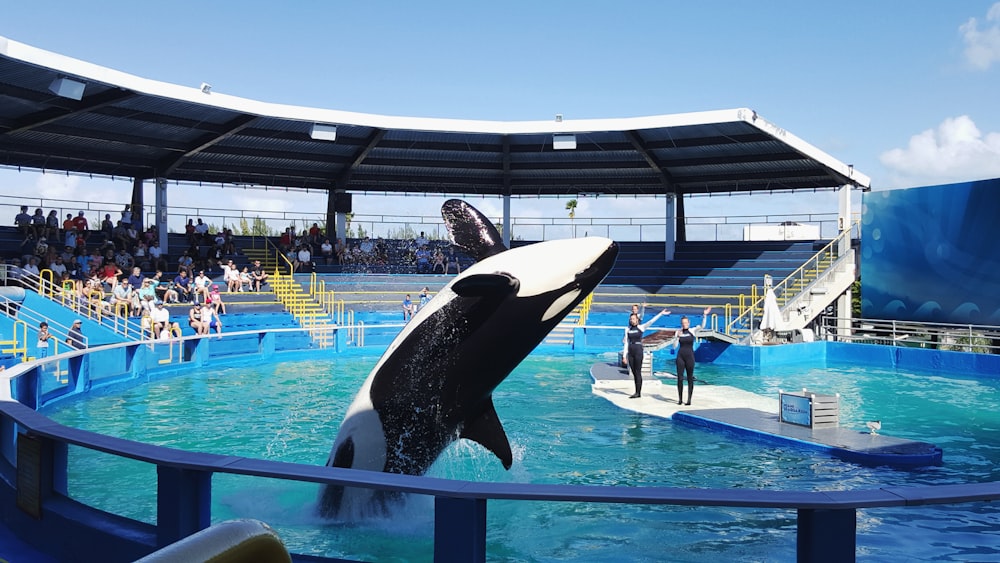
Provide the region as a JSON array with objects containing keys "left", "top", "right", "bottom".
[{"left": 45, "top": 350, "right": 1000, "bottom": 562}]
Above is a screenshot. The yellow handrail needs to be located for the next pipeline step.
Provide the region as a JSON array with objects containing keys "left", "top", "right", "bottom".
[
  {"left": 0, "top": 320, "right": 30, "bottom": 362},
  {"left": 724, "top": 220, "right": 859, "bottom": 336}
]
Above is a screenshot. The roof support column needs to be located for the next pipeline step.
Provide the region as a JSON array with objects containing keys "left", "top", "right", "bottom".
[
  {"left": 664, "top": 193, "right": 676, "bottom": 262},
  {"left": 329, "top": 189, "right": 348, "bottom": 245},
  {"left": 501, "top": 194, "right": 510, "bottom": 248},
  {"left": 837, "top": 184, "right": 854, "bottom": 333},
  {"left": 155, "top": 178, "right": 169, "bottom": 256},
  {"left": 130, "top": 177, "right": 144, "bottom": 232},
  {"left": 326, "top": 190, "right": 337, "bottom": 241}
]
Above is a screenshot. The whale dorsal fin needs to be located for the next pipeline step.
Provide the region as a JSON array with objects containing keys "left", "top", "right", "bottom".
[
  {"left": 442, "top": 199, "right": 507, "bottom": 260},
  {"left": 460, "top": 398, "right": 513, "bottom": 470}
]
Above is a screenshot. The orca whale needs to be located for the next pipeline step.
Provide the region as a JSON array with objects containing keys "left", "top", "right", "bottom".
[{"left": 318, "top": 199, "right": 618, "bottom": 518}]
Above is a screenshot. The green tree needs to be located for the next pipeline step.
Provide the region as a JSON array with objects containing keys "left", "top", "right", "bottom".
[{"left": 565, "top": 199, "right": 577, "bottom": 220}]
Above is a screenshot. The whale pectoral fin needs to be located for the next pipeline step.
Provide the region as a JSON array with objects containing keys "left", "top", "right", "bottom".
[
  {"left": 452, "top": 273, "right": 519, "bottom": 298},
  {"left": 442, "top": 199, "right": 507, "bottom": 260},
  {"left": 460, "top": 399, "right": 513, "bottom": 470}
]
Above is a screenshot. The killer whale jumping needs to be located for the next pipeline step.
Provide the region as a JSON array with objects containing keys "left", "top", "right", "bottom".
[{"left": 317, "top": 199, "right": 619, "bottom": 518}]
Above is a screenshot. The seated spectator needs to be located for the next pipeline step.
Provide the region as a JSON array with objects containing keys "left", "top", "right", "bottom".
[
  {"left": 209, "top": 284, "right": 227, "bottom": 315},
  {"left": 99, "top": 262, "right": 120, "bottom": 289},
  {"left": 184, "top": 218, "right": 196, "bottom": 242},
  {"left": 49, "top": 255, "right": 68, "bottom": 278},
  {"left": 149, "top": 241, "right": 167, "bottom": 272},
  {"left": 201, "top": 303, "right": 222, "bottom": 335},
  {"left": 65, "top": 319, "right": 86, "bottom": 349},
  {"left": 46, "top": 210, "right": 60, "bottom": 241},
  {"left": 30, "top": 208, "right": 47, "bottom": 239},
  {"left": 114, "top": 248, "right": 134, "bottom": 271},
  {"left": 109, "top": 278, "right": 134, "bottom": 317},
  {"left": 296, "top": 245, "right": 313, "bottom": 272},
  {"left": 418, "top": 286, "right": 432, "bottom": 311},
  {"left": 206, "top": 242, "right": 224, "bottom": 272},
  {"left": 173, "top": 270, "right": 192, "bottom": 302},
  {"left": 239, "top": 267, "right": 253, "bottom": 291},
  {"left": 193, "top": 218, "right": 209, "bottom": 241},
  {"left": 221, "top": 228, "right": 236, "bottom": 255},
  {"left": 112, "top": 221, "right": 129, "bottom": 249},
  {"left": 15, "top": 205, "right": 32, "bottom": 243},
  {"left": 445, "top": 248, "right": 462, "bottom": 274},
  {"left": 150, "top": 301, "right": 172, "bottom": 337},
  {"left": 320, "top": 238, "right": 334, "bottom": 265},
  {"left": 150, "top": 270, "right": 179, "bottom": 304},
  {"left": 188, "top": 304, "right": 205, "bottom": 334},
  {"left": 137, "top": 278, "right": 159, "bottom": 315},
  {"left": 308, "top": 223, "right": 323, "bottom": 247},
  {"left": 402, "top": 294, "right": 414, "bottom": 321},
  {"left": 431, "top": 249, "right": 446, "bottom": 274},
  {"left": 334, "top": 238, "right": 346, "bottom": 263},
  {"left": 177, "top": 250, "right": 194, "bottom": 278},
  {"left": 193, "top": 270, "right": 212, "bottom": 304},
  {"left": 415, "top": 245, "right": 431, "bottom": 273},
  {"left": 22, "top": 256, "right": 40, "bottom": 277},
  {"left": 133, "top": 240, "right": 149, "bottom": 270},
  {"left": 415, "top": 231, "right": 429, "bottom": 247},
  {"left": 100, "top": 213, "right": 114, "bottom": 241},
  {"left": 223, "top": 260, "right": 240, "bottom": 292},
  {"left": 250, "top": 260, "right": 268, "bottom": 291},
  {"left": 126, "top": 266, "right": 144, "bottom": 292}
]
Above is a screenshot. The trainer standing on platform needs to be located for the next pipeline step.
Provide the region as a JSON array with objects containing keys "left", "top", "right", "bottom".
[
  {"left": 672, "top": 307, "right": 712, "bottom": 405},
  {"left": 622, "top": 308, "right": 670, "bottom": 399}
]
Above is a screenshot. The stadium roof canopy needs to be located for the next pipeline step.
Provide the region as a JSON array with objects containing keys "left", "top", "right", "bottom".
[{"left": 0, "top": 36, "right": 870, "bottom": 198}]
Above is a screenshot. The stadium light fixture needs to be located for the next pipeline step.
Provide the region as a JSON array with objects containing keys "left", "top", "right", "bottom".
[
  {"left": 48, "top": 77, "right": 86, "bottom": 100},
  {"left": 553, "top": 134, "right": 577, "bottom": 150},
  {"left": 310, "top": 123, "right": 338, "bottom": 142}
]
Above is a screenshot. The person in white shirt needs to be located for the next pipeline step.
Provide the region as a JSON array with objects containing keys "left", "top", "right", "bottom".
[
  {"left": 200, "top": 303, "right": 222, "bottom": 335},
  {"left": 222, "top": 260, "right": 240, "bottom": 292},
  {"left": 151, "top": 301, "right": 172, "bottom": 337},
  {"left": 22, "top": 257, "right": 40, "bottom": 276},
  {"left": 193, "top": 270, "right": 211, "bottom": 304},
  {"left": 296, "top": 246, "right": 313, "bottom": 272}
]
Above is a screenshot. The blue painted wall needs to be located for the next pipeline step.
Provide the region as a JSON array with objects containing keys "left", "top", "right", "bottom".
[{"left": 861, "top": 178, "right": 1000, "bottom": 324}]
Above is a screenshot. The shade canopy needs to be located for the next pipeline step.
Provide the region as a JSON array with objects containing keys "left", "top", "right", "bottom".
[{"left": 0, "top": 36, "right": 870, "bottom": 198}]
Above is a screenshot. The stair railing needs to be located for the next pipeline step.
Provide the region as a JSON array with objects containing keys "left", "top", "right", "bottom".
[{"left": 724, "top": 221, "right": 858, "bottom": 339}]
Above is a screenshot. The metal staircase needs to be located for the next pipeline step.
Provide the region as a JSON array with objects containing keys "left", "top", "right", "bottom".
[
  {"left": 543, "top": 293, "right": 593, "bottom": 346},
  {"left": 724, "top": 223, "right": 860, "bottom": 343}
]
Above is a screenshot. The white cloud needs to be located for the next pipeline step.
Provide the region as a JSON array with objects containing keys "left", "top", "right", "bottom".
[
  {"left": 960, "top": 2, "right": 1000, "bottom": 70},
  {"left": 879, "top": 115, "right": 1000, "bottom": 187}
]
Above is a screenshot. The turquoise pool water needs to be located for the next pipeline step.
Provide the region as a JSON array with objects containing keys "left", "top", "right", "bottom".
[{"left": 46, "top": 351, "right": 1000, "bottom": 562}]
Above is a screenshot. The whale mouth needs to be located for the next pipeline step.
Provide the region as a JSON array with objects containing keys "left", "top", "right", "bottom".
[{"left": 574, "top": 241, "right": 619, "bottom": 288}]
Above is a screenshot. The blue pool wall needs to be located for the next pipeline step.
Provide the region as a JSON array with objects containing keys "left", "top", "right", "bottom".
[{"left": 2, "top": 330, "right": 999, "bottom": 562}]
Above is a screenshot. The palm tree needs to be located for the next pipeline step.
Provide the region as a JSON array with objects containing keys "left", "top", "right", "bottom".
[{"left": 566, "top": 199, "right": 578, "bottom": 237}]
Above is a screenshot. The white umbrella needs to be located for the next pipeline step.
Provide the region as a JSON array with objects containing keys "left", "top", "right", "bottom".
[{"left": 760, "top": 285, "right": 781, "bottom": 333}]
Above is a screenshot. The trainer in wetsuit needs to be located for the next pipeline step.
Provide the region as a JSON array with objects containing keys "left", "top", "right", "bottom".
[
  {"left": 672, "top": 307, "right": 712, "bottom": 405},
  {"left": 622, "top": 308, "right": 670, "bottom": 398}
]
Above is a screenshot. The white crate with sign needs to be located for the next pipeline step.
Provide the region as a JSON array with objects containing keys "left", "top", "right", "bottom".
[{"left": 778, "top": 388, "right": 839, "bottom": 428}]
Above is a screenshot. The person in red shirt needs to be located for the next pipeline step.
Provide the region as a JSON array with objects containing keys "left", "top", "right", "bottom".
[
  {"left": 62, "top": 213, "right": 75, "bottom": 233},
  {"left": 72, "top": 211, "right": 89, "bottom": 233}
]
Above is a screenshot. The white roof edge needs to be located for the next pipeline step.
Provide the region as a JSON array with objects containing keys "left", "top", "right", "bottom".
[
  {"left": 2, "top": 35, "right": 870, "bottom": 188},
  {"left": 736, "top": 109, "right": 871, "bottom": 188}
]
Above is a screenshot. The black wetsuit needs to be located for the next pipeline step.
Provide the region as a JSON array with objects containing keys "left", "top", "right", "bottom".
[
  {"left": 676, "top": 328, "right": 696, "bottom": 404},
  {"left": 625, "top": 325, "right": 644, "bottom": 397}
]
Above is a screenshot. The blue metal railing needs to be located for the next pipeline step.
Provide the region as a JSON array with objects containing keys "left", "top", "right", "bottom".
[{"left": 1, "top": 329, "right": 999, "bottom": 562}]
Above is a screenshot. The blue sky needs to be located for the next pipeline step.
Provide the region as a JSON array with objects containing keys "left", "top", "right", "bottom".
[{"left": 2, "top": 1, "right": 999, "bottom": 231}]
